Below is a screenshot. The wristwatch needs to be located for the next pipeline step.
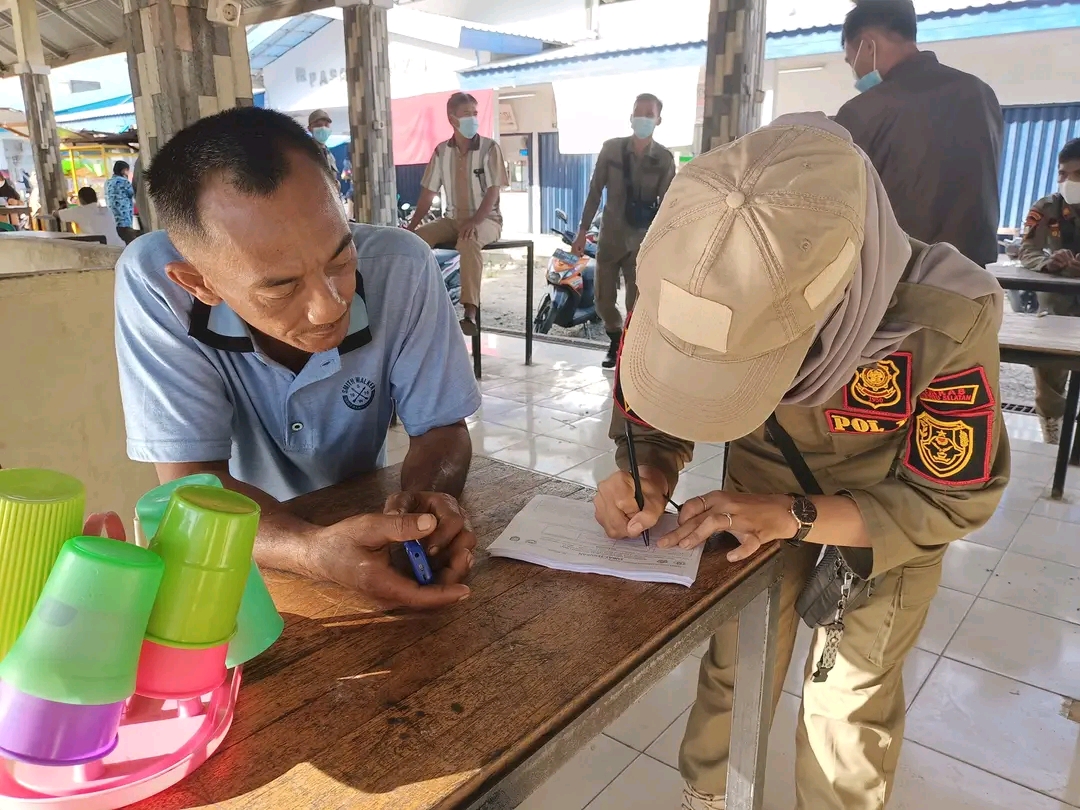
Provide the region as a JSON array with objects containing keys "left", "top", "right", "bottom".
[{"left": 785, "top": 494, "right": 818, "bottom": 547}]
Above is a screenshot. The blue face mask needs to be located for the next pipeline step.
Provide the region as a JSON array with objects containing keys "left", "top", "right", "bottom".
[
  {"left": 311, "top": 126, "right": 332, "bottom": 144},
  {"left": 456, "top": 116, "right": 480, "bottom": 139},
  {"left": 631, "top": 116, "right": 657, "bottom": 140},
  {"left": 852, "top": 40, "right": 883, "bottom": 93}
]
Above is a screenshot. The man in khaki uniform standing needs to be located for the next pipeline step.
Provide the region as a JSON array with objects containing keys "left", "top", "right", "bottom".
[
  {"left": 593, "top": 114, "right": 1009, "bottom": 809},
  {"left": 572, "top": 93, "right": 677, "bottom": 368},
  {"left": 1018, "top": 138, "right": 1080, "bottom": 444},
  {"left": 409, "top": 92, "right": 507, "bottom": 336}
]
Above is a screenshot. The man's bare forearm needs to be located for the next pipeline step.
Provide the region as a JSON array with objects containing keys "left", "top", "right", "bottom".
[
  {"left": 154, "top": 460, "right": 321, "bottom": 577},
  {"left": 473, "top": 188, "right": 500, "bottom": 222},
  {"left": 399, "top": 421, "right": 472, "bottom": 497}
]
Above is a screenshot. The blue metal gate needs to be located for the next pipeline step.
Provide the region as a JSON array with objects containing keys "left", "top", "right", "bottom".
[
  {"left": 539, "top": 132, "right": 599, "bottom": 234},
  {"left": 999, "top": 103, "right": 1080, "bottom": 230}
]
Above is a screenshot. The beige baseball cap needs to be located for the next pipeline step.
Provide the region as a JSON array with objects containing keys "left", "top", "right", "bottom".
[
  {"left": 308, "top": 109, "right": 332, "bottom": 126},
  {"left": 620, "top": 121, "right": 868, "bottom": 443}
]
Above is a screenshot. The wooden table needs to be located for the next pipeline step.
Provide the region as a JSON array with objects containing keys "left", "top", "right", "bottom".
[
  {"left": 0, "top": 230, "right": 106, "bottom": 243},
  {"left": 1000, "top": 312, "right": 1080, "bottom": 498},
  {"left": 0, "top": 205, "right": 28, "bottom": 227},
  {"left": 151, "top": 457, "right": 784, "bottom": 810},
  {"left": 989, "top": 261, "right": 1080, "bottom": 296}
]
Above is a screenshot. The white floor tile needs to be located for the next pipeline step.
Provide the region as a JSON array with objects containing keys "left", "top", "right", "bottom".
[
  {"left": 683, "top": 452, "right": 727, "bottom": 482},
  {"left": 998, "top": 478, "right": 1049, "bottom": 513},
  {"left": 543, "top": 415, "right": 615, "bottom": 450},
  {"left": 488, "top": 378, "right": 572, "bottom": 404},
  {"left": 384, "top": 444, "right": 408, "bottom": 466},
  {"left": 486, "top": 403, "right": 582, "bottom": 436},
  {"left": 982, "top": 552, "right": 1080, "bottom": 626},
  {"left": 517, "top": 735, "right": 637, "bottom": 810},
  {"left": 384, "top": 429, "right": 410, "bottom": 453},
  {"left": 1012, "top": 436, "right": 1062, "bottom": 458},
  {"left": 584, "top": 753, "right": 684, "bottom": 810},
  {"left": 947, "top": 598, "right": 1080, "bottom": 699},
  {"left": 1009, "top": 450, "right": 1056, "bottom": 485},
  {"left": 468, "top": 421, "right": 532, "bottom": 457},
  {"left": 535, "top": 391, "right": 613, "bottom": 419},
  {"left": 558, "top": 453, "right": 620, "bottom": 489},
  {"left": 916, "top": 587, "right": 975, "bottom": 655},
  {"left": 889, "top": 741, "right": 1076, "bottom": 810},
  {"left": 901, "top": 647, "right": 939, "bottom": 708},
  {"left": 491, "top": 435, "right": 603, "bottom": 477},
  {"left": 1005, "top": 412, "right": 1045, "bottom": 444},
  {"left": 940, "top": 540, "right": 1003, "bottom": 595},
  {"left": 672, "top": 474, "right": 724, "bottom": 507},
  {"left": 1011, "top": 514, "right": 1080, "bottom": 568},
  {"left": 906, "top": 658, "right": 1080, "bottom": 804},
  {"left": 471, "top": 394, "right": 525, "bottom": 423},
  {"left": 1030, "top": 493, "right": 1080, "bottom": 525},
  {"left": 606, "top": 654, "right": 701, "bottom": 752},
  {"left": 963, "top": 507, "right": 1029, "bottom": 550}
]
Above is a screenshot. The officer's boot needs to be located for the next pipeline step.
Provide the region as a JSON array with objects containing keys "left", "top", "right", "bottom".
[
  {"left": 682, "top": 783, "right": 724, "bottom": 810},
  {"left": 602, "top": 330, "right": 621, "bottom": 369},
  {"left": 1041, "top": 416, "right": 1063, "bottom": 445}
]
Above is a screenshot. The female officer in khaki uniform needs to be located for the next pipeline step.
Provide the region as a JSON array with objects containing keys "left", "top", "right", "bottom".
[{"left": 593, "top": 114, "right": 1010, "bottom": 810}]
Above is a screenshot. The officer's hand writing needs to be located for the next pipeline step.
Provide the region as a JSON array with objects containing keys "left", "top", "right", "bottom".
[
  {"left": 594, "top": 467, "right": 669, "bottom": 539},
  {"left": 571, "top": 232, "right": 587, "bottom": 258},
  {"left": 384, "top": 491, "right": 477, "bottom": 587},
  {"left": 310, "top": 512, "right": 470, "bottom": 609},
  {"left": 659, "top": 491, "right": 798, "bottom": 562},
  {"left": 1047, "top": 249, "right": 1075, "bottom": 273}
]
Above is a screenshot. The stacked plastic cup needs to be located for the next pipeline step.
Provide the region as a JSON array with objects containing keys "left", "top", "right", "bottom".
[
  {"left": 134, "top": 473, "right": 223, "bottom": 546},
  {"left": 0, "top": 537, "right": 164, "bottom": 765},
  {"left": 226, "top": 563, "right": 285, "bottom": 669},
  {"left": 136, "top": 486, "right": 260, "bottom": 699},
  {"left": 0, "top": 469, "right": 86, "bottom": 662}
]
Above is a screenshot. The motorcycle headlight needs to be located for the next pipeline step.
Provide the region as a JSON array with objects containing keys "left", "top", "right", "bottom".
[{"left": 547, "top": 270, "right": 562, "bottom": 285}]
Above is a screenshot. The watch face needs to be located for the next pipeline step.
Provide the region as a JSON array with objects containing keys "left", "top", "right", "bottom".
[{"left": 792, "top": 497, "right": 818, "bottom": 524}]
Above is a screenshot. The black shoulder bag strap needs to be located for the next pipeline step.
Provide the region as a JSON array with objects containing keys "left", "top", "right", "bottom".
[
  {"left": 765, "top": 414, "right": 823, "bottom": 497},
  {"left": 621, "top": 139, "right": 637, "bottom": 203}
]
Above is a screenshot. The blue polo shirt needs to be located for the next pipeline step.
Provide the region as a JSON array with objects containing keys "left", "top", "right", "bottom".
[{"left": 115, "top": 225, "right": 481, "bottom": 501}]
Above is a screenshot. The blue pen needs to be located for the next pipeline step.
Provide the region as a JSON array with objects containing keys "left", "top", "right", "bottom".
[{"left": 403, "top": 539, "right": 434, "bottom": 585}]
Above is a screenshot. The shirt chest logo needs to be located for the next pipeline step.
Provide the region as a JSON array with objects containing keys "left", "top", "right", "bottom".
[
  {"left": 342, "top": 376, "right": 376, "bottom": 411},
  {"left": 826, "top": 352, "right": 913, "bottom": 434}
]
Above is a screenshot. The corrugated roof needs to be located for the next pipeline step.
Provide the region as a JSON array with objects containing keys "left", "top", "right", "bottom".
[
  {"left": 249, "top": 14, "right": 332, "bottom": 70},
  {"left": 766, "top": 0, "right": 1030, "bottom": 34}
]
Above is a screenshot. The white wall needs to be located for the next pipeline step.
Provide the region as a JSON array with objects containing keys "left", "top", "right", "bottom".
[
  {"left": 771, "top": 28, "right": 1080, "bottom": 119},
  {"left": 405, "top": 0, "right": 586, "bottom": 40},
  {"left": 499, "top": 85, "right": 557, "bottom": 133}
]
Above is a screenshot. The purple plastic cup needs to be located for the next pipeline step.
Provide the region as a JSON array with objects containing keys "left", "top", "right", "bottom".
[{"left": 0, "top": 679, "right": 123, "bottom": 765}]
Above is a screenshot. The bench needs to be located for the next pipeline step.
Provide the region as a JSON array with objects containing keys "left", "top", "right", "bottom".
[
  {"left": 434, "top": 238, "right": 535, "bottom": 379},
  {"left": 999, "top": 312, "right": 1080, "bottom": 499}
]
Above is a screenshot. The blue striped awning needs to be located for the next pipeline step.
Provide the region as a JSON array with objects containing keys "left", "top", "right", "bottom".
[{"left": 999, "top": 104, "right": 1080, "bottom": 230}]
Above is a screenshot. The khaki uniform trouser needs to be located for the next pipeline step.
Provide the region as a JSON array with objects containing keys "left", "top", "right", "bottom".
[
  {"left": 680, "top": 543, "right": 944, "bottom": 810},
  {"left": 415, "top": 217, "right": 502, "bottom": 309},
  {"left": 1034, "top": 293, "right": 1080, "bottom": 420},
  {"left": 595, "top": 245, "right": 640, "bottom": 333}
]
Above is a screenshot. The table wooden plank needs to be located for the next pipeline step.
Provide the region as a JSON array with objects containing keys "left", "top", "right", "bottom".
[
  {"left": 989, "top": 262, "right": 1080, "bottom": 295},
  {"left": 1000, "top": 312, "right": 1080, "bottom": 358},
  {"left": 166, "top": 456, "right": 779, "bottom": 809}
]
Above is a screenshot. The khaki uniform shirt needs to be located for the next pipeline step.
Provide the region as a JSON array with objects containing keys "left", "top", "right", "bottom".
[
  {"left": 834, "top": 52, "right": 1004, "bottom": 267},
  {"left": 316, "top": 142, "right": 338, "bottom": 176},
  {"left": 580, "top": 137, "right": 677, "bottom": 257},
  {"left": 612, "top": 240, "right": 1009, "bottom": 580},
  {"left": 421, "top": 135, "right": 508, "bottom": 224},
  {"left": 1019, "top": 192, "right": 1080, "bottom": 314}
]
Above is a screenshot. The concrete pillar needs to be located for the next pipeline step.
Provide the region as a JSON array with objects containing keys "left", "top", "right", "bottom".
[
  {"left": 700, "top": 0, "right": 768, "bottom": 152},
  {"left": 123, "top": 0, "right": 254, "bottom": 228},
  {"left": 9, "top": 0, "right": 67, "bottom": 220},
  {"left": 343, "top": 4, "right": 396, "bottom": 226}
]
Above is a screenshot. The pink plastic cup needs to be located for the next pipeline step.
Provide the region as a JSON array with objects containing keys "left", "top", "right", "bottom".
[
  {"left": 134, "top": 639, "right": 228, "bottom": 700},
  {"left": 0, "top": 679, "right": 123, "bottom": 765}
]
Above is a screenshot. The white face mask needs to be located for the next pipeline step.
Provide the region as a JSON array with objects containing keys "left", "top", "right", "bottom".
[{"left": 1060, "top": 180, "right": 1080, "bottom": 206}]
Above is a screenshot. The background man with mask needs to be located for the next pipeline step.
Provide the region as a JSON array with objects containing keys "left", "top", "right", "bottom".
[
  {"left": 833, "top": 1, "right": 1003, "bottom": 271},
  {"left": 572, "top": 93, "right": 676, "bottom": 368},
  {"left": 1018, "top": 138, "right": 1080, "bottom": 443},
  {"left": 308, "top": 109, "right": 337, "bottom": 176},
  {"left": 409, "top": 92, "right": 507, "bottom": 336}
]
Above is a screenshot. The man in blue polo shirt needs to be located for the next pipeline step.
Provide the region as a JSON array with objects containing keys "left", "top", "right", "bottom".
[{"left": 115, "top": 107, "right": 481, "bottom": 610}]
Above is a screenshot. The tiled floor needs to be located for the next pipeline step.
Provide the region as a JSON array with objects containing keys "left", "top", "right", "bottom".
[{"left": 390, "top": 333, "right": 1080, "bottom": 810}]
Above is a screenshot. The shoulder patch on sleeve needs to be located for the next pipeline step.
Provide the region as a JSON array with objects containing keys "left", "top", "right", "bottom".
[
  {"left": 903, "top": 409, "right": 993, "bottom": 486},
  {"left": 920, "top": 366, "right": 995, "bottom": 414}
]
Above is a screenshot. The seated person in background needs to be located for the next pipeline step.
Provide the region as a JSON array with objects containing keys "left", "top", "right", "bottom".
[
  {"left": 58, "top": 187, "right": 124, "bottom": 247},
  {"left": 115, "top": 107, "right": 481, "bottom": 610},
  {"left": 407, "top": 92, "right": 507, "bottom": 336},
  {"left": 0, "top": 171, "right": 20, "bottom": 202},
  {"left": 1018, "top": 137, "right": 1080, "bottom": 444}
]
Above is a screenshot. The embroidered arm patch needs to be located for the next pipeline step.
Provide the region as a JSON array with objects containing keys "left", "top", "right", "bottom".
[
  {"left": 903, "top": 409, "right": 993, "bottom": 486},
  {"left": 919, "top": 366, "right": 995, "bottom": 414}
]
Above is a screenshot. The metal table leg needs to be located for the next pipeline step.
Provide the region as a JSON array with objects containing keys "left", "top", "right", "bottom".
[
  {"left": 525, "top": 241, "right": 534, "bottom": 366},
  {"left": 724, "top": 576, "right": 782, "bottom": 810},
  {"left": 1071, "top": 406, "right": 1080, "bottom": 467},
  {"left": 472, "top": 308, "right": 482, "bottom": 381},
  {"left": 1052, "top": 372, "right": 1080, "bottom": 499}
]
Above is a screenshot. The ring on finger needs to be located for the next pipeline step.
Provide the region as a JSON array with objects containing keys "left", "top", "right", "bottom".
[
  {"left": 696, "top": 495, "right": 708, "bottom": 512},
  {"left": 720, "top": 512, "right": 733, "bottom": 531}
]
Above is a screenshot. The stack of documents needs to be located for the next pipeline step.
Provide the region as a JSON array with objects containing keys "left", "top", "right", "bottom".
[{"left": 488, "top": 495, "right": 704, "bottom": 587}]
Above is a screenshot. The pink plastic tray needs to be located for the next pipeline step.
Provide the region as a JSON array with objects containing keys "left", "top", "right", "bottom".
[{"left": 0, "top": 667, "right": 240, "bottom": 809}]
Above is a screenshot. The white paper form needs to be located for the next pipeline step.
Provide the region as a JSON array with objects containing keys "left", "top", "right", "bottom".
[{"left": 487, "top": 495, "right": 704, "bottom": 587}]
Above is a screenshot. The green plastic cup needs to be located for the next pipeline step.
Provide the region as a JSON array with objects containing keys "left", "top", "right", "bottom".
[
  {"left": 146, "top": 486, "right": 260, "bottom": 647},
  {"left": 225, "top": 563, "right": 284, "bottom": 669},
  {"left": 0, "top": 470, "right": 86, "bottom": 662},
  {"left": 135, "top": 474, "right": 223, "bottom": 543},
  {"left": 0, "top": 536, "right": 164, "bottom": 705}
]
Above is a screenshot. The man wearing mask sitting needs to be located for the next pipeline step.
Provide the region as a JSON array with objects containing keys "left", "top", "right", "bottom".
[
  {"left": 308, "top": 109, "right": 337, "bottom": 177},
  {"left": 407, "top": 92, "right": 507, "bottom": 336}
]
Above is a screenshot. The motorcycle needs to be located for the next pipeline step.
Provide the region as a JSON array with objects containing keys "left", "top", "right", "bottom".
[{"left": 534, "top": 209, "right": 602, "bottom": 335}]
